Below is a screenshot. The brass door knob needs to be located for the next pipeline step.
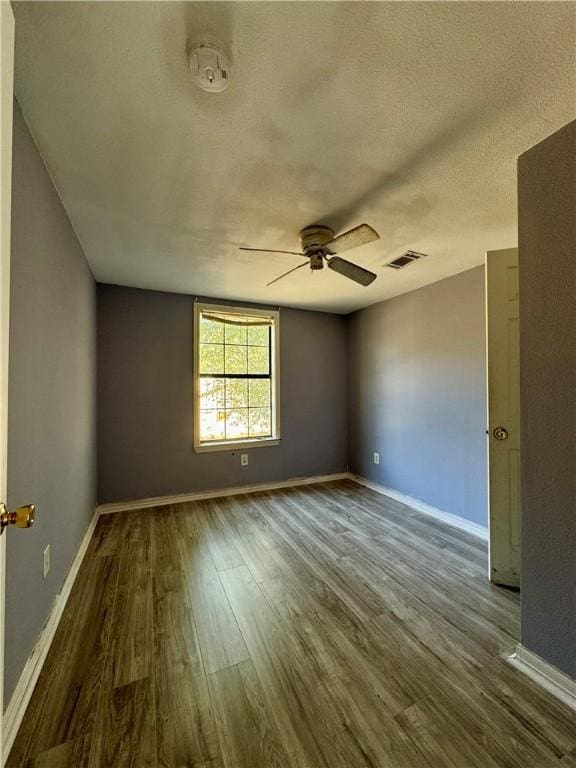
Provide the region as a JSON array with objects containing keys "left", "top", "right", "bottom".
[
  {"left": 493, "top": 427, "right": 509, "bottom": 441},
  {"left": 0, "top": 503, "right": 36, "bottom": 534}
]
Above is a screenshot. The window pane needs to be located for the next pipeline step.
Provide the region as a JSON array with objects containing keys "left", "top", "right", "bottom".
[
  {"left": 225, "top": 324, "right": 247, "bottom": 346},
  {"left": 225, "top": 409, "right": 249, "bottom": 439},
  {"left": 200, "top": 344, "right": 224, "bottom": 374},
  {"left": 200, "top": 378, "right": 225, "bottom": 409},
  {"left": 248, "top": 346, "right": 269, "bottom": 375},
  {"left": 197, "top": 308, "right": 277, "bottom": 446},
  {"left": 200, "top": 317, "right": 224, "bottom": 344},
  {"left": 225, "top": 345, "right": 247, "bottom": 374},
  {"left": 226, "top": 379, "right": 248, "bottom": 408},
  {"left": 249, "top": 379, "right": 270, "bottom": 408},
  {"left": 247, "top": 326, "right": 269, "bottom": 346},
  {"left": 200, "top": 409, "right": 226, "bottom": 441},
  {"left": 249, "top": 408, "right": 271, "bottom": 437}
]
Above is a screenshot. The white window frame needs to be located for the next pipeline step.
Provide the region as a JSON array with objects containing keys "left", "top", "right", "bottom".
[{"left": 193, "top": 302, "right": 281, "bottom": 453}]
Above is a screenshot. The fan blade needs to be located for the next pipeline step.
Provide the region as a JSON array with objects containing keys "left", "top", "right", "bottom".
[
  {"left": 324, "top": 224, "right": 379, "bottom": 255},
  {"left": 266, "top": 261, "right": 309, "bottom": 287},
  {"left": 240, "top": 247, "right": 304, "bottom": 256},
  {"left": 327, "top": 256, "right": 377, "bottom": 286}
]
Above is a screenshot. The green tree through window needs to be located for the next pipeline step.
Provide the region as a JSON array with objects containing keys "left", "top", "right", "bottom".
[{"left": 197, "top": 309, "right": 277, "bottom": 444}]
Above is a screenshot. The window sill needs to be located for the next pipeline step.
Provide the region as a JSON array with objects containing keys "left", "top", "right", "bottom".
[{"left": 194, "top": 437, "right": 281, "bottom": 454}]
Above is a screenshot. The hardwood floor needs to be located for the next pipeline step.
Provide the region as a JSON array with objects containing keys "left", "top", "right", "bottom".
[{"left": 7, "top": 480, "right": 576, "bottom": 767}]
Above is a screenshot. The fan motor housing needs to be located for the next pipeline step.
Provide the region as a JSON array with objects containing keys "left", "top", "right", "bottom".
[{"left": 299, "top": 225, "right": 334, "bottom": 254}]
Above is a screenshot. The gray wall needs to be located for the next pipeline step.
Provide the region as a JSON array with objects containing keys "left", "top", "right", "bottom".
[
  {"left": 518, "top": 120, "right": 576, "bottom": 679},
  {"left": 348, "top": 266, "right": 488, "bottom": 527},
  {"left": 97, "top": 285, "right": 348, "bottom": 503},
  {"left": 5, "top": 103, "right": 97, "bottom": 704}
]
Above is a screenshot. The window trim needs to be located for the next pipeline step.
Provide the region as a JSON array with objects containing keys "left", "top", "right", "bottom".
[{"left": 193, "top": 302, "right": 281, "bottom": 453}]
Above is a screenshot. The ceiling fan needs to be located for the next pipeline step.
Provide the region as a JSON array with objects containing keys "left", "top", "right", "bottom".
[{"left": 240, "top": 223, "right": 380, "bottom": 287}]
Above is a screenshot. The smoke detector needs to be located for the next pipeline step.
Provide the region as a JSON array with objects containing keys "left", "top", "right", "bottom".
[{"left": 188, "top": 42, "right": 231, "bottom": 93}]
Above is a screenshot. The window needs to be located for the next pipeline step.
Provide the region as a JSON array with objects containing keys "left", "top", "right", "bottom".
[{"left": 194, "top": 303, "right": 280, "bottom": 452}]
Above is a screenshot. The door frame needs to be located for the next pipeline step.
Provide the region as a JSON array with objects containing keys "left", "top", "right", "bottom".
[{"left": 0, "top": 1, "right": 15, "bottom": 762}]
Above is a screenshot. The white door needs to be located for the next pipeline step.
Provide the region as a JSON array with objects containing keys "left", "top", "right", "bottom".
[
  {"left": 486, "top": 247, "right": 520, "bottom": 588},
  {"left": 0, "top": 1, "right": 15, "bottom": 762}
]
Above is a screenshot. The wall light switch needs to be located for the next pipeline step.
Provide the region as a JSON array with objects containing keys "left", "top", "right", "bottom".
[
  {"left": 373, "top": 452, "right": 380, "bottom": 465},
  {"left": 43, "top": 545, "right": 50, "bottom": 579},
  {"left": 241, "top": 454, "right": 248, "bottom": 467}
]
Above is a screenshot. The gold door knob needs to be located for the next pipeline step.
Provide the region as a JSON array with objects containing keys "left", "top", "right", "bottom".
[
  {"left": 493, "top": 427, "right": 509, "bottom": 441},
  {"left": 0, "top": 503, "right": 36, "bottom": 534}
]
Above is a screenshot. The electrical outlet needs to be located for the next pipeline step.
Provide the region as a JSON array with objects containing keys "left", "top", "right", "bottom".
[
  {"left": 241, "top": 453, "right": 248, "bottom": 467},
  {"left": 373, "top": 452, "right": 380, "bottom": 465},
  {"left": 43, "top": 545, "right": 50, "bottom": 579}
]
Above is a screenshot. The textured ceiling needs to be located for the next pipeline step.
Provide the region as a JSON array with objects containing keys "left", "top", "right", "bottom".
[{"left": 12, "top": 1, "right": 576, "bottom": 313}]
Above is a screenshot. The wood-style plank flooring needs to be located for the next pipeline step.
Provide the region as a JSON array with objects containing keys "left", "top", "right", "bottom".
[{"left": 8, "top": 480, "right": 576, "bottom": 767}]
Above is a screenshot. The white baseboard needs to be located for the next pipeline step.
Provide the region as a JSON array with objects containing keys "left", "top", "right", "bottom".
[
  {"left": 96, "top": 473, "right": 487, "bottom": 546},
  {"left": 97, "top": 472, "right": 350, "bottom": 514},
  {"left": 3, "top": 508, "right": 100, "bottom": 761},
  {"left": 507, "top": 644, "right": 576, "bottom": 712},
  {"left": 348, "top": 473, "right": 489, "bottom": 541}
]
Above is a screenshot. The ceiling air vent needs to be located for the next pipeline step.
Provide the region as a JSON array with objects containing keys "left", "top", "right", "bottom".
[{"left": 386, "top": 250, "right": 428, "bottom": 270}]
